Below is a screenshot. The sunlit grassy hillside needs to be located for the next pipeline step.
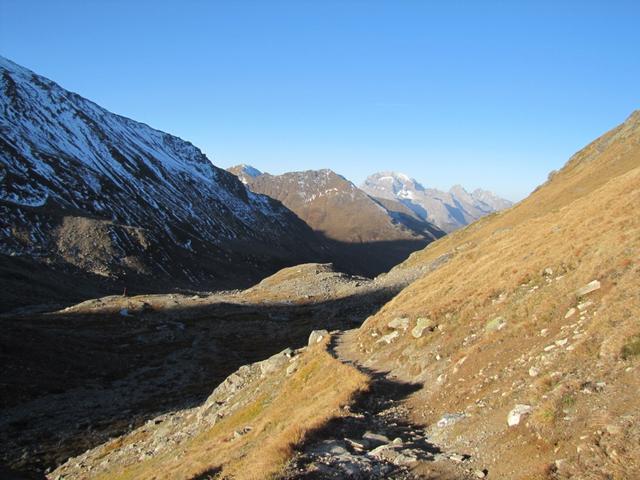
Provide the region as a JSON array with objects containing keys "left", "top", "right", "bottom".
[{"left": 353, "top": 111, "right": 640, "bottom": 478}]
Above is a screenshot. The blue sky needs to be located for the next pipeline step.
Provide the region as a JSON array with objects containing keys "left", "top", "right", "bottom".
[{"left": 1, "top": 1, "right": 639, "bottom": 200}]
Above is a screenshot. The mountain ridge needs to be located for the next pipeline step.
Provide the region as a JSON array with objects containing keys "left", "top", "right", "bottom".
[
  {"left": 227, "top": 166, "right": 445, "bottom": 276},
  {"left": 361, "top": 171, "right": 513, "bottom": 232},
  {"left": 0, "top": 56, "right": 328, "bottom": 309}
]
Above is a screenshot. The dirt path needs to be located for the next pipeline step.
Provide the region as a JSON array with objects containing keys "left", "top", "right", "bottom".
[{"left": 282, "top": 330, "right": 479, "bottom": 479}]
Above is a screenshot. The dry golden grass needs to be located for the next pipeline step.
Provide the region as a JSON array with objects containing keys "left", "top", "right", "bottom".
[
  {"left": 351, "top": 111, "right": 640, "bottom": 478},
  {"left": 94, "top": 337, "right": 369, "bottom": 480}
]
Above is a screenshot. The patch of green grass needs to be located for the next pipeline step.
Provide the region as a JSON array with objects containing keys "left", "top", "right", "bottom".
[
  {"left": 560, "top": 393, "right": 576, "bottom": 408},
  {"left": 621, "top": 334, "right": 640, "bottom": 360}
]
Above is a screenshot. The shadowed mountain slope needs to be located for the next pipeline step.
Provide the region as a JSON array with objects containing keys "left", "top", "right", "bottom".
[
  {"left": 227, "top": 167, "right": 445, "bottom": 276},
  {"left": 0, "top": 56, "right": 329, "bottom": 310}
]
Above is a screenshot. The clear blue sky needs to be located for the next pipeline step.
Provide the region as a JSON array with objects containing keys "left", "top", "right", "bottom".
[{"left": 2, "top": 1, "right": 639, "bottom": 200}]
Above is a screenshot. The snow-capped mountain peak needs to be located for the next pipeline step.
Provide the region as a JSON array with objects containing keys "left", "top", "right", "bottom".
[
  {"left": 361, "top": 172, "right": 512, "bottom": 232},
  {"left": 0, "top": 56, "right": 325, "bottom": 292}
]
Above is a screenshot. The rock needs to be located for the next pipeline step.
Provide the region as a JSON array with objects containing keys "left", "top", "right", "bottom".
[
  {"left": 308, "top": 329, "right": 329, "bottom": 346},
  {"left": 362, "top": 432, "right": 390, "bottom": 446},
  {"left": 309, "top": 440, "right": 349, "bottom": 456},
  {"left": 555, "top": 338, "right": 568, "bottom": 346},
  {"left": 577, "top": 300, "right": 593, "bottom": 311},
  {"left": 543, "top": 267, "right": 554, "bottom": 276},
  {"left": 286, "top": 362, "right": 298, "bottom": 376},
  {"left": 507, "top": 404, "right": 533, "bottom": 426},
  {"left": 388, "top": 317, "right": 410, "bottom": 331},
  {"left": 474, "top": 469, "right": 487, "bottom": 478},
  {"left": 564, "top": 308, "right": 576, "bottom": 319},
  {"left": 485, "top": 316, "right": 507, "bottom": 333},
  {"left": 368, "top": 444, "right": 394, "bottom": 458},
  {"left": 606, "top": 424, "right": 621, "bottom": 435},
  {"left": 576, "top": 280, "right": 601, "bottom": 297},
  {"left": 344, "top": 438, "right": 366, "bottom": 450},
  {"left": 259, "top": 349, "right": 291, "bottom": 376},
  {"left": 393, "top": 452, "right": 418, "bottom": 465},
  {"left": 392, "top": 437, "right": 403, "bottom": 445},
  {"left": 529, "top": 367, "right": 540, "bottom": 377},
  {"left": 437, "top": 413, "right": 467, "bottom": 428},
  {"left": 411, "top": 317, "right": 434, "bottom": 338},
  {"left": 282, "top": 347, "right": 294, "bottom": 358},
  {"left": 376, "top": 331, "right": 399, "bottom": 344},
  {"left": 449, "top": 453, "right": 465, "bottom": 462}
]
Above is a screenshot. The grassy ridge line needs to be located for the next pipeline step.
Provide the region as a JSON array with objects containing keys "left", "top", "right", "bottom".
[
  {"left": 349, "top": 114, "right": 640, "bottom": 478},
  {"left": 95, "top": 336, "right": 369, "bottom": 480}
]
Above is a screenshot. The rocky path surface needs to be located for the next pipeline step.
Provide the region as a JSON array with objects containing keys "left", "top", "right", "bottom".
[{"left": 282, "top": 330, "right": 481, "bottom": 480}]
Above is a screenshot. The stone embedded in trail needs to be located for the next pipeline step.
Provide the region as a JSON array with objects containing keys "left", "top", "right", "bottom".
[
  {"left": 565, "top": 307, "right": 577, "bottom": 319},
  {"left": 344, "top": 437, "right": 367, "bottom": 451},
  {"left": 507, "top": 404, "right": 533, "bottom": 426},
  {"left": 308, "top": 329, "right": 329, "bottom": 346},
  {"left": 362, "top": 432, "right": 391, "bottom": 446},
  {"left": 576, "top": 280, "right": 601, "bottom": 297},
  {"left": 437, "top": 412, "right": 467, "bottom": 428},
  {"left": 392, "top": 451, "right": 418, "bottom": 465},
  {"left": 309, "top": 440, "right": 350, "bottom": 456},
  {"left": 411, "top": 317, "right": 434, "bottom": 338}
]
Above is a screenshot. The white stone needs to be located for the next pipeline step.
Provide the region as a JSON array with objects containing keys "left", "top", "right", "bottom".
[
  {"left": 577, "top": 300, "right": 593, "bottom": 311},
  {"left": 376, "top": 331, "right": 399, "bottom": 344},
  {"left": 507, "top": 404, "right": 533, "bottom": 426},
  {"left": 576, "top": 280, "right": 601, "bottom": 297},
  {"left": 388, "top": 317, "right": 410, "bottom": 331},
  {"left": 411, "top": 317, "right": 433, "bottom": 338}
]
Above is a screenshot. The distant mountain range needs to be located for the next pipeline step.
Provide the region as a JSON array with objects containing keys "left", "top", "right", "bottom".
[
  {"left": 361, "top": 172, "right": 512, "bottom": 232},
  {"left": 227, "top": 166, "right": 444, "bottom": 276},
  {"left": 0, "top": 56, "right": 328, "bottom": 309}
]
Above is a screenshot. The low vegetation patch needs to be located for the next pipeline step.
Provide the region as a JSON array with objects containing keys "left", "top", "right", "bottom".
[
  {"left": 621, "top": 333, "right": 640, "bottom": 360},
  {"left": 97, "top": 337, "right": 369, "bottom": 480}
]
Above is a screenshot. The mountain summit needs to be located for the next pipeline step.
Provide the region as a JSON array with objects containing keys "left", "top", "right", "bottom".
[
  {"left": 0, "top": 56, "right": 325, "bottom": 308},
  {"left": 227, "top": 167, "right": 444, "bottom": 276},
  {"left": 361, "top": 172, "right": 512, "bottom": 232}
]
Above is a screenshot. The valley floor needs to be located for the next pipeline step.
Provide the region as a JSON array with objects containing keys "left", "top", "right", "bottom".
[{"left": 0, "top": 263, "right": 418, "bottom": 478}]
